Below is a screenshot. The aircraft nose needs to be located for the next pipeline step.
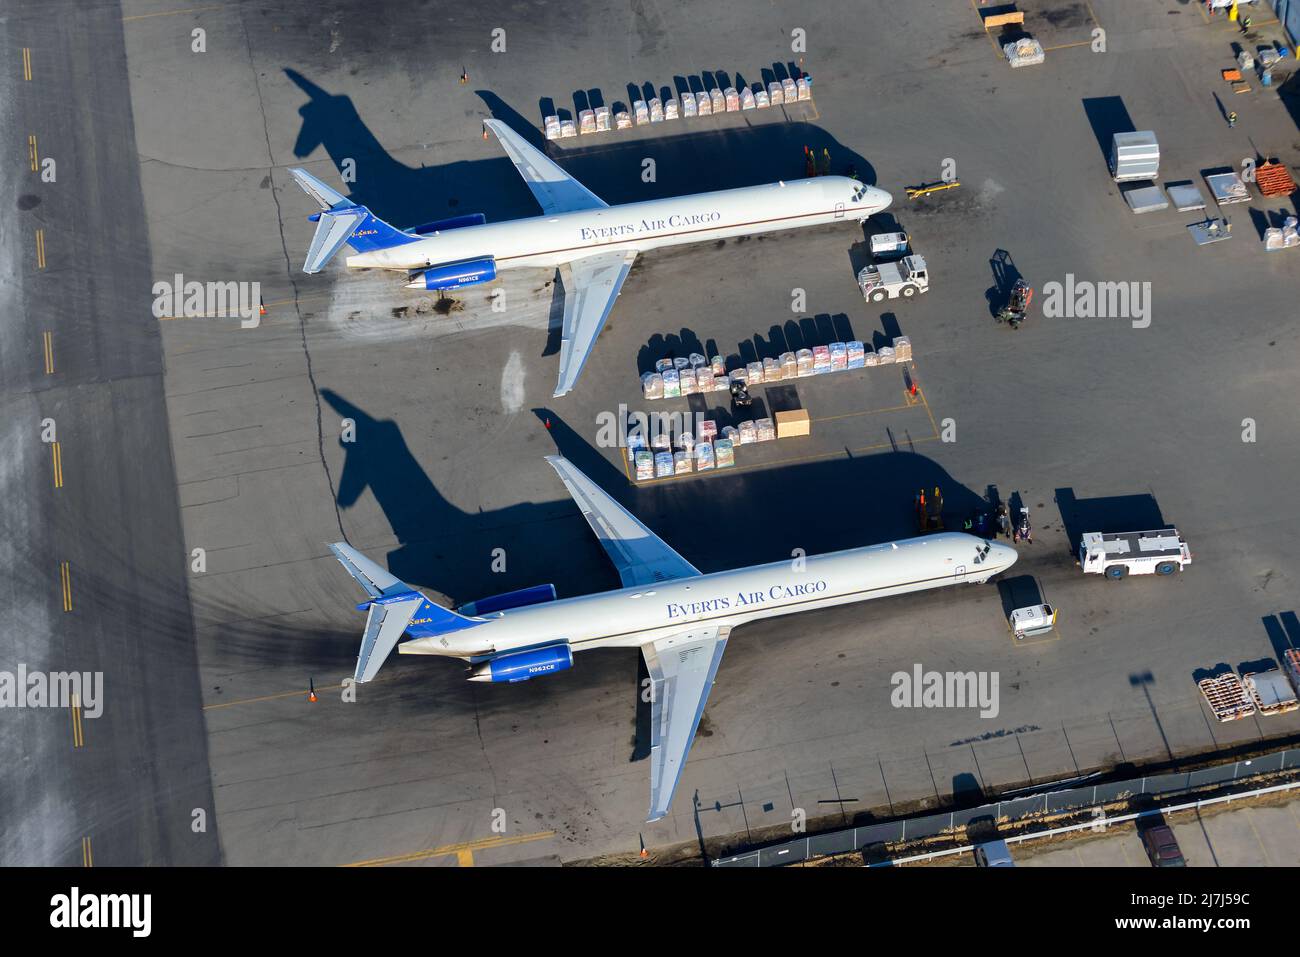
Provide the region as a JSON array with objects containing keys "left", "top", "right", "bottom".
[
  {"left": 995, "top": 542, "right": 1019, "bottom": 570},
  {"left": 873, "top": 187, "right": 893, "bottom": 213}
]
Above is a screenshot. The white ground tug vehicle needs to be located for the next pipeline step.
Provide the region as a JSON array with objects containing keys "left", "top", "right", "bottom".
[
  {"left": 1009, "top": 603, "right": 1057, "bottom": 640},
  {"left": 1078, "top": 529, "right": 1191, "bottom": 580},
  {"left": 857, "top": 255, "right": 930, "bottom": 303}
]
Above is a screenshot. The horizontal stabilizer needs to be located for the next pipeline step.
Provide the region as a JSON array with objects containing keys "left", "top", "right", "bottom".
[
  {"left": 289, "top": 167, "right": 348, "bottom": 210},
  {"left": 329, "top": 542, "right": 404, "bottom": 598},
  {"left": 356, "top": 594, "right": 423, "bottom": 682},
  {"left": 303, "top": 207, "right": 367, "bottom": 274}
]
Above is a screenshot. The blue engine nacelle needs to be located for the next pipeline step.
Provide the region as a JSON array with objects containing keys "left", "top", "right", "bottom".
[
  {"left": 469, "top": 644, "right": 573, "bottom": 683},
  {"left": 408, "top": 256, "right": 496, "bottom": 291},
  {"left": 457, "top": 583, "right": 557, "bottom": 617},
  {"left": 410, "top": 212, "right": 487, "bottom": 235}
]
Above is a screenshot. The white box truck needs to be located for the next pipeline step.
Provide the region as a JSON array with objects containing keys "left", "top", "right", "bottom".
[
  {"left": 1078, "top": 528, "right": 1191, "bottom": 580},
  {"left": 1110, "top": 131, "right": 1160, "bottom": 183}
]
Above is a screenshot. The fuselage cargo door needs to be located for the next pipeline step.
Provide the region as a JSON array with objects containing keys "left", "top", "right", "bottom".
[
  {"left": 954, "top": 564, "right": 967, "bottom": 583},
  {"left": 834, "top": 202, "right": 845, "bottom": 219}
]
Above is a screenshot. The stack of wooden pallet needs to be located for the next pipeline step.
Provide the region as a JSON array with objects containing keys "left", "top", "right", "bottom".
[{"left": 1197, "top": 674, "right": 1256, "bottom": 722}]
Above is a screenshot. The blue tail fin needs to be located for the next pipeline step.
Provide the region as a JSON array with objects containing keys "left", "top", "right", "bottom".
[{"left": 289, "top": 168, "right": 419, "bottom": 273}]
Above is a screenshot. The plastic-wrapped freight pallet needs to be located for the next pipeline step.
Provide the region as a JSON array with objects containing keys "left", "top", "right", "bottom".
[
  {"left": 673, "top": 450, "right": 693, "bottom": 475},
  {"left": 633, "top": 100, "right": 650, "bottom": 125},
  {"left": 768, "top": 81, "right": 784, "bottom": 105},
  {"left": 655, "top": 452, "right": 674, "bottom": 478},
  {"left": 712, "top": 374, "right": 730, "bottom": 392},
  {"left": 780, "top": 351, "right": 798, "bottom": 379},
  {"left": 698, "top": 419, "right": 717, "bottom": 442},
  {"left": 695, "top": 441, "right": 714, "bottom": 470},
  {"left": 560, "top": 119, "right": 577, "bottom": 138},
  {"left": 696, "top": 91, "right": 712, "bottom": 116},
  {"left": 714, "top": 438, "right": 736, "bottom": 468},
  {"left": 847, "top": 340, "right": 866, "bottom": 368},
  {"left": 720, "top": 425, "right": 739, "bottom": 444},
  {"left": 740, "top": 87, "right": 756, "bottom": 110},
  {"left": 681, "top": 94, "right": 697, "bottom": 118},
  {"left": 544, "top": 116, "right": 562, "bottom": 139},
  {"left": 738, "top": 420, "right": 757, "bottom": 444},
  {"left": 664, "top": 98, "right": 679, "bottom": 120},
  {"left": 829, "top": 342, "right": 848, "bottom": 370},
  {"left": 696, "top": 370, "right": 715, "bottom": 392},
  {"left": 679, "top": 369, "right": 697, "bottom": 395},
  {"left": 746, "top": 361, "right": 764, "bottom": 384},
  {"left": 595, "top": 106, "right": 611, "bottom": 131},
  {"left": 710, "top": 89, "right": 725, "bottom": 114},
  {"left": 796, "top": 348, "right": 815, "bottom": 377},
  {"left": 763, "top": 357, "right": 782, "bottom": 382},
  {"left": 1004, "top": 38, "right": 1045, "bottom": 68},
  {"left": 796, "top": 76, "right": 812, "bottom": 101},
  {"left": 578, "top": 109, "right": 596, "bottom": 134},
  {"left": 782, "top": 78, "right": 798, "bottom": 103},
  {"left": 755, "top": 89, "right": 770, "bottom": 109},
  {"left": 812, "top": 345, "right": 831, "bottom": 374},
  {"left": 689, "top": 353, "right": 707, "bottom": 369},
  {"left": 662, "top": 368, "right": 680, "bottom": 398},
  {"left": 678, "top": 432, "right": 694, "bottom": 453},
  {"left": 724, "top": 87, "right": 740, "bottom": 111},
  {"left": 649, "top": 98, "right": 664, "bottom": 123},
  {"left": 755, "top": 417, "right": 776, "bottom": 442},
  {"left": 614, "top": 112, "right": 632, "bottom": 130},
  {"left": 642, "top": 372, "right": 664, "bottom": 399},
  {"left": 634, "top": 450, "right": 654, "bottom": 481},
  {"left": 893, "top": 336, "right": 912, "bottom": 362},
  {"left": 710, "top": 355, "right": 726, "bottom": 376},
  {"left": 876, "top": 345, "right": 895, "bottom": 365}
]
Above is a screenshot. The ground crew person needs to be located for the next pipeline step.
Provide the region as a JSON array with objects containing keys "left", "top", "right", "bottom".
[
  {"left": 818, "top": 148, "right": 831, "bottom": 176},
  {"left": 1228, "top": 110, "right": 1238, "bottom": 128},
  {"left": 804, "top": 146, "right": 815, "bottom": 178}
]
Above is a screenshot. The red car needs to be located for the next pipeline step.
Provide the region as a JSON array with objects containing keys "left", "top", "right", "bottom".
[{"left": 1141, "top": 824, "right": 1186, "bottom": 867}]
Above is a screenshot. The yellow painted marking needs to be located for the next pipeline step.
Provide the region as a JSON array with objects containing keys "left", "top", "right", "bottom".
[
  {"left": 1042, "top": 39, "right": 1096, "bottom": 53},
  {"left": 122, "top": 4, "right": 223, "bottom": 21},
  {"left": 35, "top": 229, "right": 46, "bottom": 270},
  {"left": 59, "top": 561, "right": 72, "bottom": 612},
  {"left": 70, "top": 693, "right": 84, "bottom": 748},
  {"left": 22, "top": 48, "right": 32, "bottom": 82},
  {"left": 52, "top": 441, "right": 63, "bottom": 488},
  {"left": 43, "top": 331, "right": 54, "bottom": 375},
  {"left": 28, "top": 134, "right": 38, "bottom": 172},
  {"left": 456, "top": 850, "right": 475, "bottom": 867},
  {"left": 81, "top": 836, "right": 93, "bottom": 867},
  {"left": 343, "top": 830, "right": 554, "bottom": 867}
]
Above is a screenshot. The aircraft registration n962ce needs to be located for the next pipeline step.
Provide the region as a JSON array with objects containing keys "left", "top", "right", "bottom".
[
  {"left": 330, "top": 456, "right": 1017, "bottom": 824},
  {"left": 289, "top": 119, "right": 891, "bottom": 398}
]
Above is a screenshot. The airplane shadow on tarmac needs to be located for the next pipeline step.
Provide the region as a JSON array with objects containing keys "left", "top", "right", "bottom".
[
  {"left": 317, "top": 390, "right": 1001, "bottom": 755},
  {"left": 285, "top": 69, "right": 878, "bottom": 227}
]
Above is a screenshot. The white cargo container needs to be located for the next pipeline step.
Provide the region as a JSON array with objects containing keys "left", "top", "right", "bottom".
[
  {"left": 1109, "top": 131, "right": 1160, "bottom": 183},
  {"left": 1078, "top": 528, "right": 1190, "bottom": 580}
]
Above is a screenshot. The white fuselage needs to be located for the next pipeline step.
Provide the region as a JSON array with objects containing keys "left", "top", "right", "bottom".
[
  {"left": 402, "top": 532, "right": 1017, "bottom": 661},
  {"left": 348, "top": 176, "right": 889, "bottom": 271}
]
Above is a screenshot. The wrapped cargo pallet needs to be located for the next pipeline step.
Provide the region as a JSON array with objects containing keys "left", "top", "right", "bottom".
[
  {"left": 649, "top": 98, "right": 663, "bottom": 122},
  {"left": 635, "top": 450, "right": 654, "bottom": 481},
  {"left": 696, "top": 91, "right": 712, "bottom": 115},
  {"left": 678, "top": 431, "right": 695, "bottom": 452},
  {"left": 714, "top": 438, "right": 736, "bottom": 468},
  {"left": 641, "top": 372, "right": 664, "bottom": 399},
  {"left": 768, "top": 81, "right": 784, "bottom": 105},
  {"left": 812, "top": 344, "right": 831, "bottom": 374},
  {"left": 633, "top": 100, "right": 650, "bottom": 125},
  {"left": 695, "top": 441, "right": 715, "bottom": 470},
  {"left": 747, "top": 361, "right": 764, "bottom": 384},
  {"left": 614, "top": 112, "right": 632, "bottom": 130},
  {"left": 738, "top": 420, "right": 757, "bottom": 444},
  {"left": 846, "top": 340, "right": 866, "bottom": 368},
  {"left": 796, "top": 76, "right": 811, "bottom": 101},
  {"left": 876, "top": 345, "right": 895, "bottom": 364},
  {"left": 893, "top": 336, "right": 912, "bottom": 361},
  {"left": 578, "top": 109, "right": 596, "bottom": 134},
  {"left": 655, "top": 357, "right": 674, "bottom": 373},
  {"left": 724, "top": 87, "right": 740, "bottom": 111},
  {"left": 696, "top": 370, "right": 715, "bottom": 392},
  {"left": 655, "top": 451, "right": 674, "bottom": 478},
  {"left": 664, "top": 98, "right": 679, "bottom": 120},
  {"left": 560, "top": 119, "right": 577, "bottom": 137},
  {"left": 679, "top": 369, "right": 697, "bottom": 395},
  {"left": 681, "top": 94, "right": 697, "bottom": 118},
  {"left": 829, "top": 342, "right": 848, "bottom": 371},
  {"left": 673, "top": 356, "right": 690, "bottom": 370},
  {"left": 544, "top": 116, "right": 562, "bottom": 140},
  {"left": 796, "top": 348, "right": 815, "bottom": 377},
  {"left": 673, "top": 450, "right": 692, "bottom": 475},
  {"left": 710, "top": 89, "right": 725, "bottom": 113},
  {"left": 710, "top": 355, "right": 726, "bottom": 376},
  {"left": 626, "top": 428, "right": 646, "bottom": 453},
  {"left": 782, "top": 78, "right": 798, "bottom": 103},
  {"left": 755, "top": 89, "right": 770, "bottom": 109},
  {"left": 595, "top": 106, "right": 611, "bottom": 132},
  {"left": 652, "top": 432, "right": 671, "bottom": 450},
  {"left": 721, "top": 425, "right": 739, "bottom": 444},
  {"left": 763, "top": 357, "right": 782, "bottom": 382},
  {"left": 712, "top": 374, "right": 731, "bottom": 392},
  {"left": 689, "top": 353, "right": 707, "bottom": 369},
  {"left": 780, "top": 351, "right": 798, "bottom": 379},
  {"left": 698, "top": 419, "right": 717, "bottom": 441},
  {"left": 864, "top": 348, "right": 879, "bottom": 367},
  {"left": 730, "top": 366, "right": 748, "bottom": 386},
  {"left": 755, "top": 417, "right": 776, "bottom": 442},
  {"left": 662, "top": 368, "right": 681, "bottom": 398},
  {"left": 740, "top": 86, "right": 756, "bottom": 110}
]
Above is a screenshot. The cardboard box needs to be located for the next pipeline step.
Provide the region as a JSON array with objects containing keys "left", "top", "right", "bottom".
[{"left": 775, "top": 409, "right": 811, "bottom": 438}]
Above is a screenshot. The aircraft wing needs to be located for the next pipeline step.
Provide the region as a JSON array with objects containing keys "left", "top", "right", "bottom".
[
  {"left": 643, "top": 626, "right": 730, "bottom": 822},
  {"left": 544, "top": 455, "right": 700, "bottom": 587},
  {"left": 483, "top": 118, "right": 607, "bottom": 215},
  {"left": 554, "top": 250, "right": 636, "bottom": 397}
]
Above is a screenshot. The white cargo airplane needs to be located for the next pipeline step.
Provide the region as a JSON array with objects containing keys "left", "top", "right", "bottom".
[
  {"left": 330, "top": 456, "right": 1017, "bottom": 823},
  {"left": 290, "top": 119, "right": 891, "bottom": 397}
]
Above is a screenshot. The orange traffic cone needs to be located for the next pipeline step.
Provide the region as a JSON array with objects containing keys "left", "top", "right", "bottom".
[{"left": 308, "top": 678, "right": 317, "bottom": 703}]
